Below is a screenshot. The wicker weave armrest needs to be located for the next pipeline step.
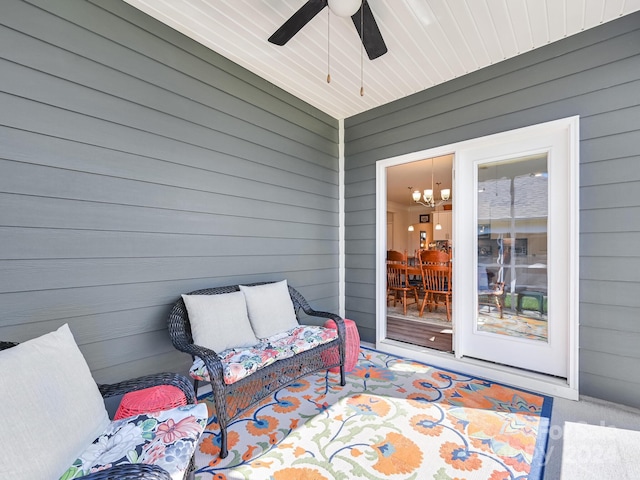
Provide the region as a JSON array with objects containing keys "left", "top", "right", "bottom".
[
  {"left": 0, "top": 341, "right": 18, "bottom": 352},
  {"left": 301, "top": 307, "right": 343, "bottom": 322},
  {"left": 173, "top": 341, "right": 225, "bottom": 385},
  {"left": 302, "top": 308, "right": 344, "bottom": 323},
  {"left": 304, "top": 309, "right": 346, "bottom": 341},
  {"left": 289, "top": 286, "right": 346, "bottom": 341},
  {"left": 80, "top": 462, "right": 172, "bottom": 480},
  {"left": 190, "top": 344, "right": 225, "bottom": 383},
  {"left": 97, "top": 372, "right": 196, "bottom": 405},
  {"left": 173, "top": 341, "right": 221, "bottom": 364}
]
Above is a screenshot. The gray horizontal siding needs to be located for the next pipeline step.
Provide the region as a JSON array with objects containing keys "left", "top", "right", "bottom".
[
  {"left": 344, "top": 11, "right": 640, "bottom": 407},
  {"left": 0, "top": 0, "right": 339, "bottom": 383},
  {"left": 580, "top": 372, "right": 640, "bottom": 408}
]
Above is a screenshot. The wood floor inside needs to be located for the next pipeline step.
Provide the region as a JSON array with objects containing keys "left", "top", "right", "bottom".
[
  {"left": 386, "top": 316, "right": 453, "bottom": 352},
  {"left": 385, "top": 301, "right": 546, "bottom": 352}
]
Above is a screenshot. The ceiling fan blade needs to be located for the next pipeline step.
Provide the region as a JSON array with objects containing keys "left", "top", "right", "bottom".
[
  {"left": 269, "top": 0, "right": 328, "bottom": 46},
  {"left": 351, "top": 0, "right": 388, "bottom": 60}
]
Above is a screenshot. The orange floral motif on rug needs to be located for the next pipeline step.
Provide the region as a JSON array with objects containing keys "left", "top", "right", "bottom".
[{"left": 195, "top": 347, "right": 552, "bottom": 479}]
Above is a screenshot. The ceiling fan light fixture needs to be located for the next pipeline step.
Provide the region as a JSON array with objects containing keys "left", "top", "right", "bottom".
[{"left": 328, "top": 0, "right": 361, "bottom": 18}]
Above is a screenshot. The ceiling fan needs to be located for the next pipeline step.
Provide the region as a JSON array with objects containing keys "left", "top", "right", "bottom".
[{"left": 268, "top": 0, "right": 388, "bottom": 60}]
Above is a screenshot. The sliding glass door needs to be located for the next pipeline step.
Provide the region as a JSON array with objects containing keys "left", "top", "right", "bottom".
[
  {"left": 455, "top": 118, "right": 578, "bottom": 378},
  {"left": 376, "top": 116, "right": 579, "bottom": 394}
]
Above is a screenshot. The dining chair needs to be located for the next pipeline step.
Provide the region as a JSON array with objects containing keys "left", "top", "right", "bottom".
[
  {"left": 419, "top": 249, "right": 450, "bottom": 265},
  {"left": 386, "top": 259, "right": 420, "bottom": 315},
  {"left": 418, "top": 250, "right": 452, "bottom": 320},
  {"left": 386, "top": 250, "right": 402, "bottom": 306},
  {"left": 386, "top": 249, "right": 405, "bottom": 264}
]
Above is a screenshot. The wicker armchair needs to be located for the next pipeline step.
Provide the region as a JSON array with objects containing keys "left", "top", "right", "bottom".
[
  {"left": 0, "top": 342, "right": 198, "bottom": 480},
  {"left": 168, "top": 281, "right": 346, "bottom": 459}
]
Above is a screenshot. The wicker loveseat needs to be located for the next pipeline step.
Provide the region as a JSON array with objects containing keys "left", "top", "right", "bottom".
[
  {"left": 167, "top": 280, "right": 346, "bottom": 458},
  {"left": 0, "top": 325, "right": 207, "bottom": 480}
]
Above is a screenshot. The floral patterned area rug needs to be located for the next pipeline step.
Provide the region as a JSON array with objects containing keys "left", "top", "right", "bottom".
[{"left": 194, "top": 347, "right": 552, "bottom": 480}]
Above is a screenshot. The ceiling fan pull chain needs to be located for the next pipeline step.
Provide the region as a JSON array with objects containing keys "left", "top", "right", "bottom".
[
  {"left": 360, "top": 0, "right": 364, "bottom": 96},
  {"left": 327, "top": 6, "right": 331, "bottom": 83}
]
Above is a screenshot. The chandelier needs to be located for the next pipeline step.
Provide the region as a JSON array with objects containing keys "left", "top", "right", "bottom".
[{"left": 410, "top": 158, "right": 451, "bottom": 208}]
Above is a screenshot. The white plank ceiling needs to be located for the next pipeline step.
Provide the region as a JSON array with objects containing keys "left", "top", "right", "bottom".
[{"left": 123, "top": 0, "right": 640, "bottom": 120}]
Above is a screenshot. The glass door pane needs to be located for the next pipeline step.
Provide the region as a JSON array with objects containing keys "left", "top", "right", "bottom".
[
  {"left": 476, "top": 155, "right": 548, "bottom": 342},
  {"left": 383, "top": 156, "right": 454, "bottom": 353}
]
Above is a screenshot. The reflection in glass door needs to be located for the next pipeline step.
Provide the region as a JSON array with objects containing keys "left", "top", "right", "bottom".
[
  {"left": 455, "top": 117, "right": 578, "bottom": 380},
  {"left": 476, "top": 155, "right": 548, "bottom": 342}
]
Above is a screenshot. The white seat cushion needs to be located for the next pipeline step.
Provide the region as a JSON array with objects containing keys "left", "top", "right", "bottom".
[
  {"left": 182, "top": 291, "right": 258, "bottom": 352},
  {"left": 0, "top": 324, "right": 110, "bottom": 479},
  {"left": 61, "top": 403, "right": 208, "bottom": 480},
  {"left": 239, "top": 280, "right": 299, "bottom": 338}
]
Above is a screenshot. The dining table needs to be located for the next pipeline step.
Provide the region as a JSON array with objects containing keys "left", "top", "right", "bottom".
[{"left": 406, "top": 265, "right": 422, "bottom": 277}]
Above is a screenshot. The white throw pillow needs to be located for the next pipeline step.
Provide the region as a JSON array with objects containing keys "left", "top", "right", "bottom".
[
  {"left": 182, "top": 291, "right": 259, "bottom": 352},
  {"left": 239, "top": 280, "right": 299, "bottom": 338},
  {"left": 0, "top": 324, "right": 110, "bottom": 479}
]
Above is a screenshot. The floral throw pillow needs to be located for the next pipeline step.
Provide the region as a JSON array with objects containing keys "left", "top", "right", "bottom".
[{"left": 60, "top": 403, "right": 207, "bottom": 480}]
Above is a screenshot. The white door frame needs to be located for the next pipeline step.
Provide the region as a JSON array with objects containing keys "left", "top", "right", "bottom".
[{"left": 375, "top": 116, "right": 579, "bottom": 400}]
